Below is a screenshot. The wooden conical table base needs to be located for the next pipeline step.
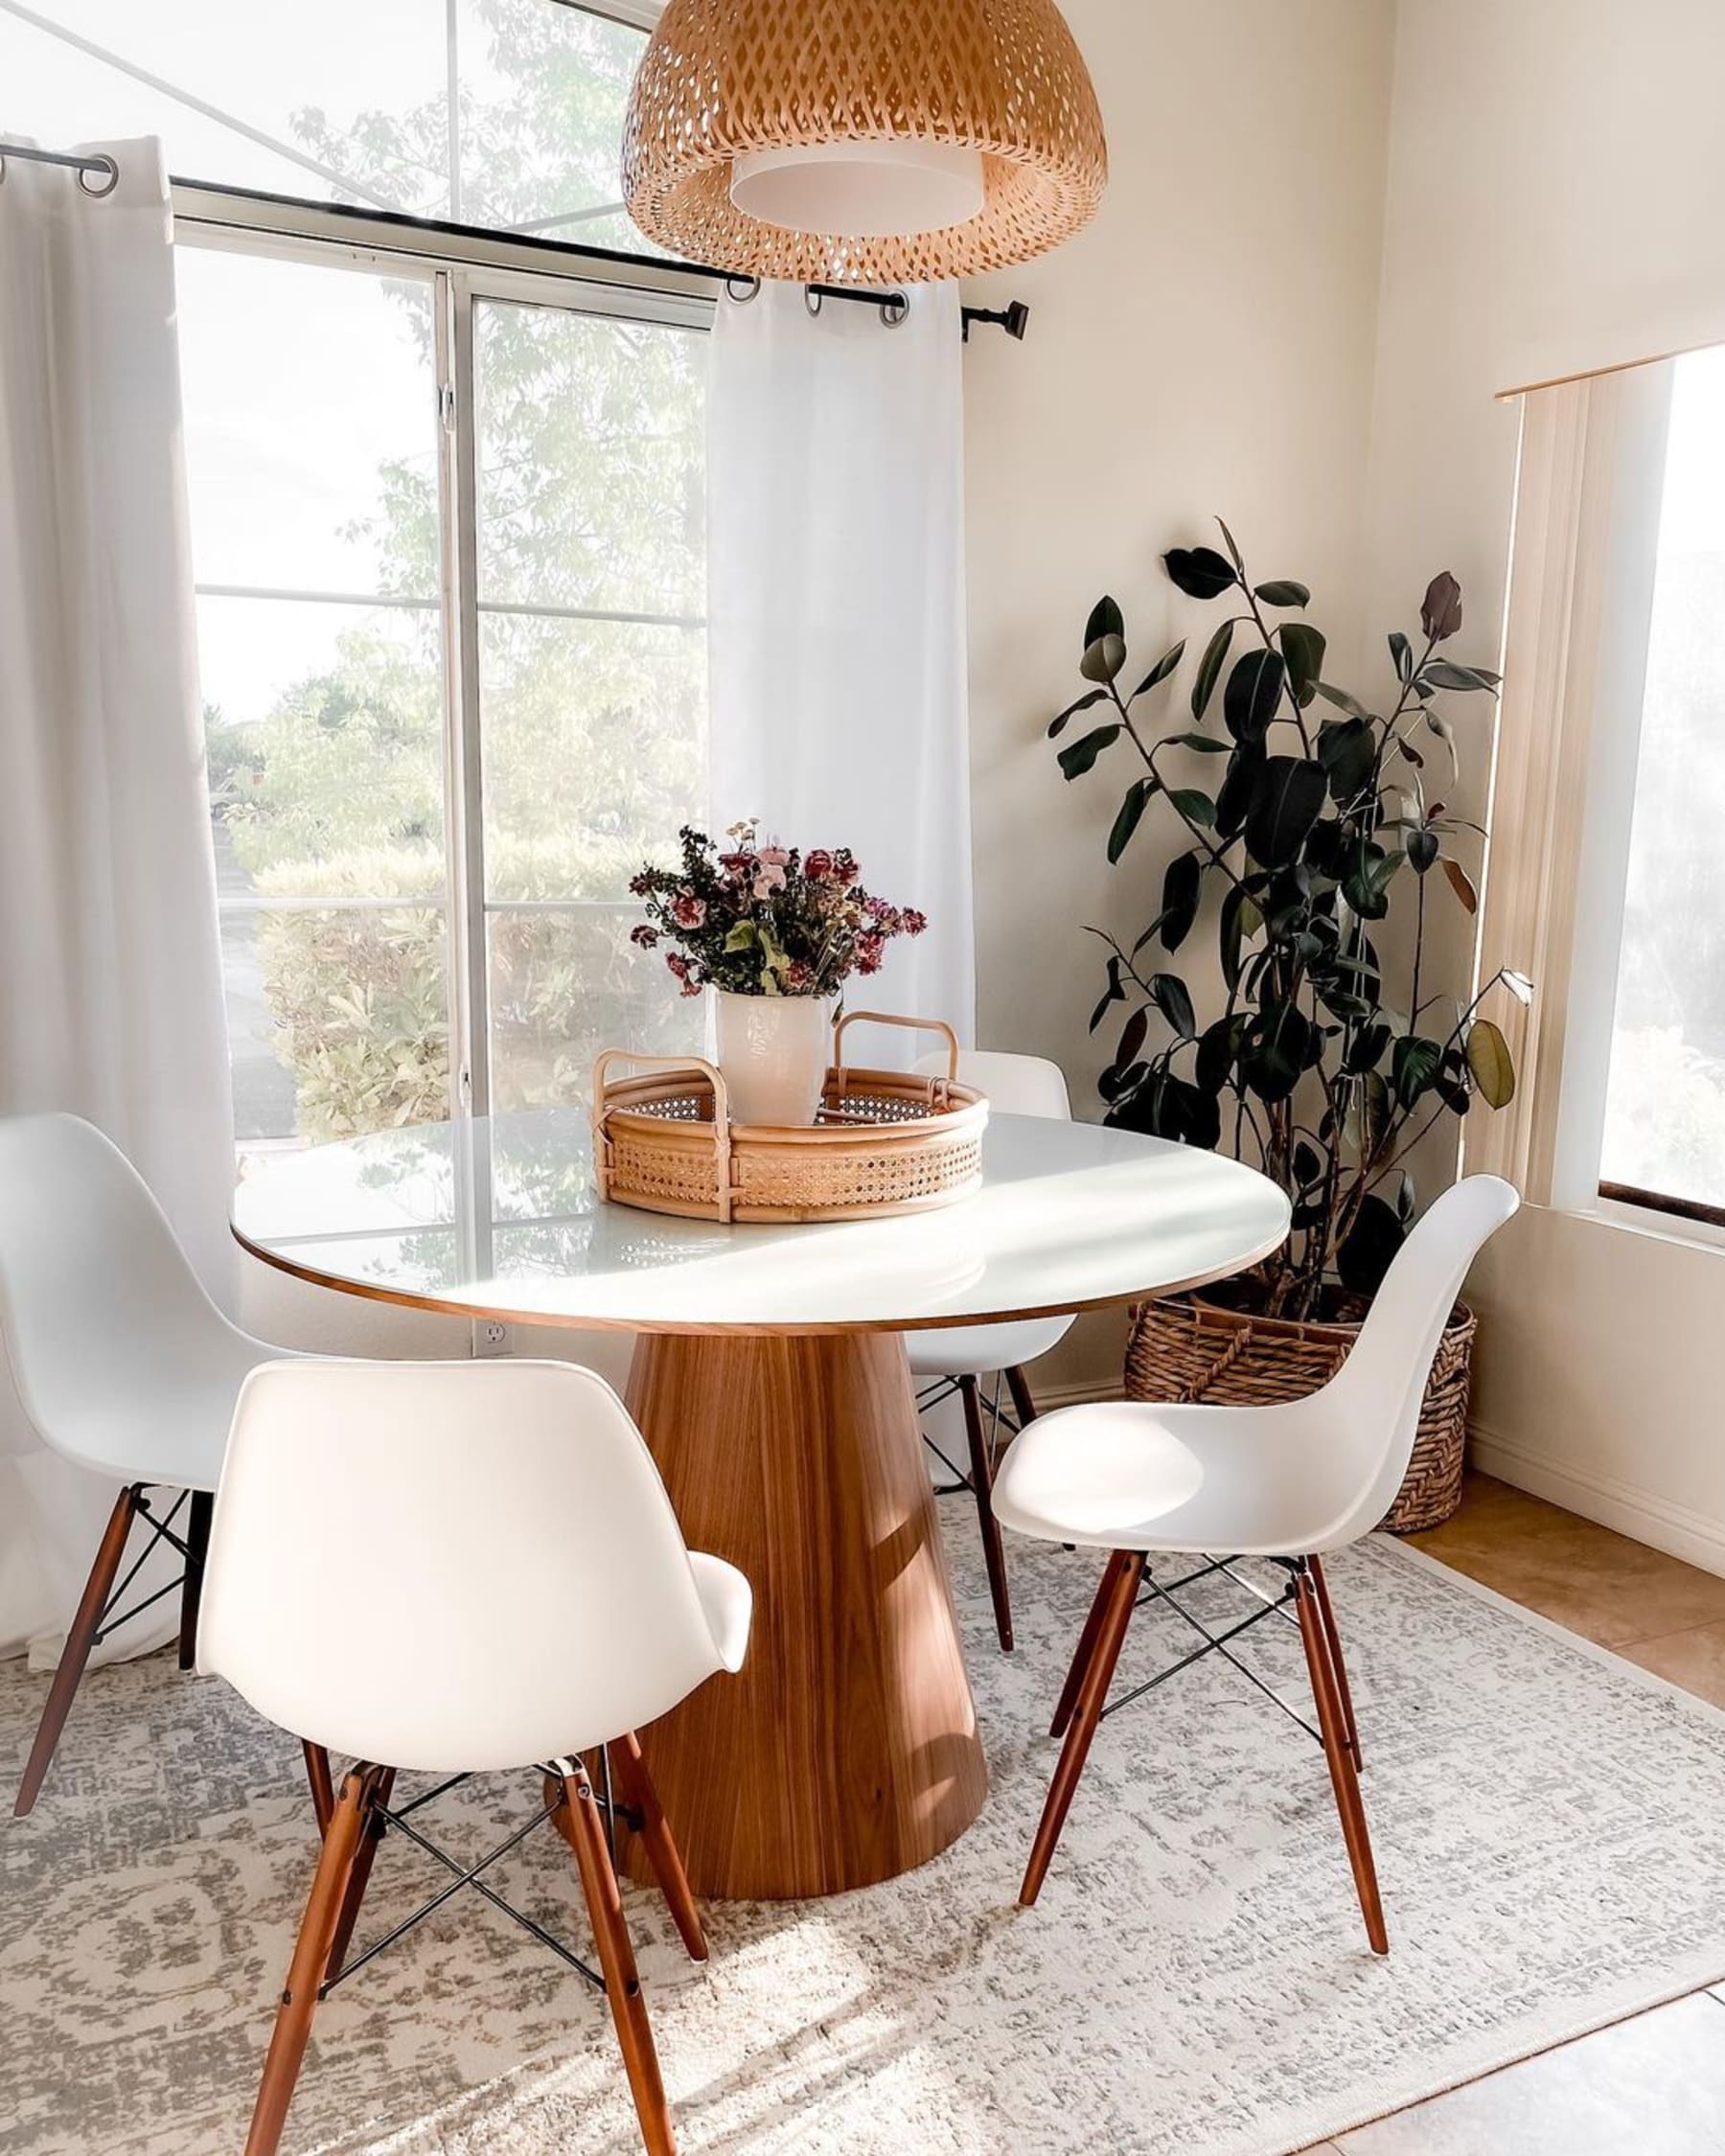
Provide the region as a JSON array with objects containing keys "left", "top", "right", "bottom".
[{"left": 619, "top": 1329, "right": 988, "bottom": 1900}]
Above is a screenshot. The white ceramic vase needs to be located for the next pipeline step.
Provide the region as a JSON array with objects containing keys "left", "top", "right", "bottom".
[{"left": 713, "top": 990, "right": 835, "bottom": 1127}]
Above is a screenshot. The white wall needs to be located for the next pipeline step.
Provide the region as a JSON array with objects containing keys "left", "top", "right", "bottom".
[
  {"left": 962, "top": 0, "right": 1395, "bottom": 1393},
  {"left": 1363, "top": 0, "right": 1725, "bottom": 1570}
]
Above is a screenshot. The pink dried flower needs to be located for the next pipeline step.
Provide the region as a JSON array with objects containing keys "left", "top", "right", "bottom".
[
  {"left": 902, "top": 908, "right": 928, "bottom": 936},
  {"left": 785, "top": 959, "right": 816, "bottom": 991},
  {"left": 803, "top": 848, "right": 835, "bottom": 882},
  {"left": 752, "top": 860, "right": 788, "bottom": 900},
  {"left": 758, "top": 846, "right": 790, "bottom": 867},
  {"left": 670, "top": 891, "right": 706, "bottom": 929},
  {"left": 630, "top": 924, "right": 659, "bottom": 948},
  {"left": 836, "top": 852, "right": 862, "bottom": 886},
  {"left": 718, "top": 851, "right": 754, "bottom": 879},
  {"left": 665, "top": 952, "right": 691, "bottom": 980},
  {"left": 856, "top": 931, "right": 886, "bottom": 975}
]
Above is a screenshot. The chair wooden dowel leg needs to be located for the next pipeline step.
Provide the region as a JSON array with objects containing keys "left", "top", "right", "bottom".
[
  {"left": 303, "top": 1743, "right": 336, "bottom": 1835},
  {"left": 1295, "top": 1567, "right": 1387, "bottom": 1956},
  {"left": 178, "top": 1488, "right": 215, "bottom": 1672},
  {"left": 1021, "top": 1550, "right": 1145, "bottom": 1908},
  {"left": 1003, "top": 1364, "right": 1040, "bottom": 1434},
  {"left": 323, "top": 1766, "right": 395, "bottom": 1984},
  {"left": 245, "top": 1765, "right": 383, "bottom": 2156},
  {"left": 14, "top": 1484, "right": 140, "bottom": 1817},
  {"left": 959, "top": 1375, "right": 1014, "bottom": 1653},
  {"left": 610, "top": 1730, "right": 707, "bottom": 1962},
  {"left": 560, "top": 1760, "right": 677, "bottom": 2156},
  {"left": 1049, "top": 1550, "right": 1129, "bottom": 1740},
  {"left": 1307, "top": 1553, "right": 1361, "bottom": 1767}
]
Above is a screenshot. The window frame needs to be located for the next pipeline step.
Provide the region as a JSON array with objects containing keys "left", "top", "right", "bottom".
[{"left": 173, "top": 176, "right": 714, "bottom": 1152}]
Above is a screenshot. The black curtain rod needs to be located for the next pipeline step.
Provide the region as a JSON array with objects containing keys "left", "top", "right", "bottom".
[{"left": 170, "top": 173, "right": 1028, "bottom": 339}]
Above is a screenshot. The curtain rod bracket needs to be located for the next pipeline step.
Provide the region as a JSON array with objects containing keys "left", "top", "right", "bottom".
[{"left": 961, "top": 301, "right": 1030, "bottom": 343}]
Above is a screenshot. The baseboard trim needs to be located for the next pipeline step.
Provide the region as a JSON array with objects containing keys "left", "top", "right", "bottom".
[{"left": 1470, "top": 1422, "right": 1725, "bottom": 1580}]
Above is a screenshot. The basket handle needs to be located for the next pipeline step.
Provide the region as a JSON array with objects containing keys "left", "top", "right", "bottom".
[
  {"left": 831, "top": 1009, "right": 959, "bottom": 1081},
  {"left": 591, "top": 1048, "right": 735, "bottom": 1222}
]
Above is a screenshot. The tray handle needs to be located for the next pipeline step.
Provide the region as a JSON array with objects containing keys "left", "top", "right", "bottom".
[
  {"left": 831, "top": 1009, "right": 960, "bottom": 1082},
  {"left": 591, "top": 1048, "right": 734, "bottom": 1223}
]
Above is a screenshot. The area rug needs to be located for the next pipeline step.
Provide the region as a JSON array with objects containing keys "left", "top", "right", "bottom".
[{"left": 6, "top": 1521, "right": 1725, "bottom": 2156}]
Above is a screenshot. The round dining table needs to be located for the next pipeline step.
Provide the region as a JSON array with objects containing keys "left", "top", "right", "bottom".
[{"left": 233, "top": 1106, "right": 1288, "bottom": 1902}]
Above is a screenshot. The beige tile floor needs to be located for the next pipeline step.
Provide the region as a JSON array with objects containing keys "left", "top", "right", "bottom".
[{"left": 1298, "top": 1473, "right": 1725, "bottom": 2154}]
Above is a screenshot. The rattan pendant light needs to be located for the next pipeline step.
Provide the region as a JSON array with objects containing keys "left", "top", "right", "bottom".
[{"left": 622, "top": 0, "right": 1108, "bottom": 285}]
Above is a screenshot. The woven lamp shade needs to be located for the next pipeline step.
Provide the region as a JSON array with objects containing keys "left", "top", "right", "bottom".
[{"left": 622, "top": 0, "right": 1108, "bottom": 285}]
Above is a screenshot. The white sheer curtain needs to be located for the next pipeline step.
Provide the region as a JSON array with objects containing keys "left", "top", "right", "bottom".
[
  {"left": 0, "top": 140, "right": 233, "bottom": 1665},
  {"left": 706, "top": 280, "right": 975, "bottom": 1051}
]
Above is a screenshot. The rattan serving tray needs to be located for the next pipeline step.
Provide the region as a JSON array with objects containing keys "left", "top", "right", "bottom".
[{"left": 593, "top": 1012, "right": 988, "bottom": 1224}]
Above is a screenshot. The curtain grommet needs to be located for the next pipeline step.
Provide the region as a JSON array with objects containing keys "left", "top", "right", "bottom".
[
  {"left": 879, "top": 293, "right": 909, "bottom": 328},
  {"left": 78, "top": 154, "right": 120, "bottom": 198},
  {"left": 803, "top": 287, "right": 823, "bottom": 318},
  {"left": 724, "top": 274, "right": 760, "bottom": 304}
]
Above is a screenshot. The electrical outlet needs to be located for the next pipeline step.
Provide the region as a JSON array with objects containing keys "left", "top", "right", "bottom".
[{"left": 472, "top": 1318, "right": 513, "bottom": 1358}]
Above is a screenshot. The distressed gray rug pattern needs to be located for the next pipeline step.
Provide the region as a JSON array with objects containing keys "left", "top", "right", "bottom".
[{"left": 5, "top": 1526, "right": 1725, "bottom": 2155}]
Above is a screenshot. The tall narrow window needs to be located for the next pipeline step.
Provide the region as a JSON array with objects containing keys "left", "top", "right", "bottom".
[
  {"left": 472, "top": 295, "right": 707, "bottom": 1112},
  {"left": 178, "top": 246, "right": 453, "bottom": 1175},
  {"left": 1598, "top": 348, "right": 1725, "bottom": 1221}
]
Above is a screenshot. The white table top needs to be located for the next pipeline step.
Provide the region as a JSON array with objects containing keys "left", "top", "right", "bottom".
[{"left": 233, "top": 1109, "right": 1290, "bottom": 1338}]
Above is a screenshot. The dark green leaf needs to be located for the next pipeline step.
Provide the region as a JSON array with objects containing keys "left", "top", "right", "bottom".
[
  {"left": 1080, "top": 631, "right": 1127, "bottom": 683},
  {"left": 1196, "top": 1013, "right": 1246, "bottom": 1094},
  {"left": 1215, "top": 744, "right": 1263, "bottom": 839},
  {"left": 1313, "top": 680, "right": 1369, "bottom": 719},
  {"left": 1148, "top": 973, "right": 1197, "bottom": 1040},
  {"left": 1131, "top": 640, "right": 1185, "bottom": 699},
  {"left": 1293, "top": 1138, "right": 1324, "bottom": 1188},
  {"left": 1317, "top": 716, "right": 1377, "bottom": 805},
  {"left": 1215, "top": 517, "right": 1246, "bottom": 572},
  {"left": 1166, "top": 787, "right": 1217, "bottom": 828},
  {"left": 1392, "top": 1034, "right": 1443, "bottom": 1109},
  {"left": 1219, "top": 883, "right": 1261, "bottom": 992},
  {"left": 1407, "top": 824, "right": 1438, "bottom": 873},
  {"left": 1279, "top": 622, "right": 1328, "bottom": 706},
  {"left": 1098, "top": 1057, "right": 1148, "bottom": 1105},
  {"left": 1058, "top": 723, "right": 1121, "bottom": 779},
  {"left": 1244, "top": 756, "right": 1328, "bottom": 867},
  {"left": 1164, "top": 545, "right": 1237, "bottom": 600},
  {"left": 1166, "top": 730, "right": 1230, "bottom": 753},
  {"left": 1241, "top": 1003, "right": 1312, "bottom": 1102},
  {"left": 1088, "top": 956, "right": 1125, "bottom": 1033},
  {"left": 1190, "top": 620, "right": 1234, "bottom": 720},
  {"left": 1389, "top": 631, "right": 1414, "bottom": 682},
  {"left": 1421, "top": 659, "right": 1498, "bottom": 692},
  {"left": 1159, "top": 851, "right": 1203, "bottom": 952},
  {"left": 1344, "top": 1021, "right": 1391, "bottom": 1075},
  {"left": 1465, "top": 1018, "right": 1516, "bottom": 1108},
  {"left": 1116, "top": 1007, "right": 1148, "bottom": 1069},
  {"left": 1107, "top": 776, "right": 1158, "bottom": 864},
  {"left": 1047, "top": 685, "right": 1108, "bottom": 739},
  {"left": 1084, "top": 595, "right": 1124, "bottom": 647},
  {"left": 1338, "top": 1194, "right": 1406, "bottom": 1295},
  {"left": 1224, "top": 649, "right": 1286, "bottom": 744},
  {"left": 1254, "top": 579, "right": 1310, "bottom": 608},
  {"left": 1341, "top": 837, "right": 1401, "bottom": 919}
]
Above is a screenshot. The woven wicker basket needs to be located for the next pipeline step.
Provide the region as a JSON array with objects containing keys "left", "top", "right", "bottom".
[
  {"left": 1123, "top": 1292, "right": 1477, "bottom": 1533},
  {"left": 592, "top": 1013, "right": 987, "bottom": 1226}
]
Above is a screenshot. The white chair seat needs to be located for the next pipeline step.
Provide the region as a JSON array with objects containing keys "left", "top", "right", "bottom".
[
  {"left": 906, "top": 1316, "right": 1070, "bottom": 1382},
  {"left": 993, "top": 1395, "right": 1373, "bottom": 1559},
  {"left": 688, "top": 1550, "right": 753, "bottom": 1675}
]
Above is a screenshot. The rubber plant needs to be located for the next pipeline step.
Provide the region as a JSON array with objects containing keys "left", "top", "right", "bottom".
[{"left": 1051, "top": 521, "right": 1531, "bottom": 1318}]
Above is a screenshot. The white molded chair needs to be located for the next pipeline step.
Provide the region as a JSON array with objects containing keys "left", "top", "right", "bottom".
[
  {"left": 993, "top": 1175, "right": 1520, "bottom": 1951},
  {"left": 200, "top": 1356, "right": 751, "bottom": 2156},
  {"left": 908, "top": 1050, "right": 1073, "bottom": 1652},
  {"left": 0, "top": 1112, "right": 285, "bottom": 1816}
]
